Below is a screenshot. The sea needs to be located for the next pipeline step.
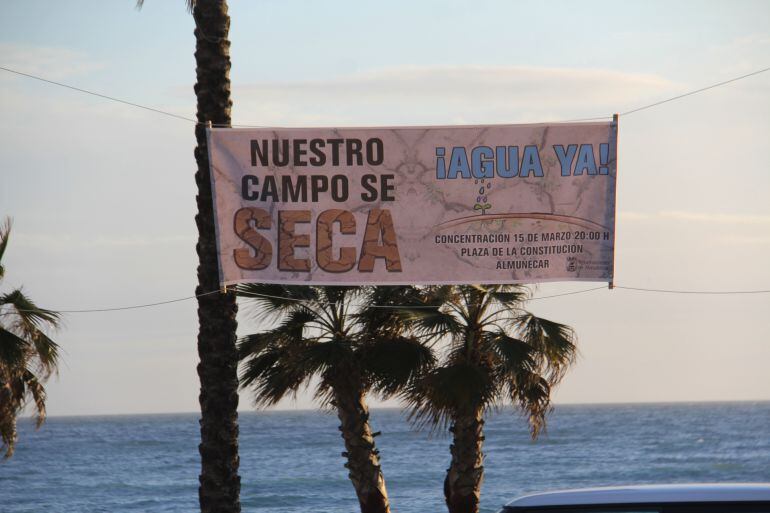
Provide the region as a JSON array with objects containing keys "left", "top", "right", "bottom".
[{"left": 1, "top": 402, "right": 769, "bottom": 513}]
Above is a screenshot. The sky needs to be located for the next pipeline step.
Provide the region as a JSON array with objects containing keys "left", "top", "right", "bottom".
[{"left": 1, "top": 0, "right": 769, "bottom": 416}]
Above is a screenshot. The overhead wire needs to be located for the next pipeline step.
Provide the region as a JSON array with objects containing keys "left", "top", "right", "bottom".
[
  {"left": 614, "top": 285, "right": 770, "bottom": 295},
  {"left": 5, "top": 285, "right": 769, "bottom": 315},
  {"left": 7, "top": 286, "right": 606, "bottom": 314},
  {"left": 620, "top": 66, "right": 770, "bottom": 116},
  {"left": 17, "top": 290, "right": 222, "bottom": 314},
  {"left": 1, "top": 64, "right": 768, "bottom": 126},
  {"left": 0, "top": 65, "right": 198, "bottom": 123}
]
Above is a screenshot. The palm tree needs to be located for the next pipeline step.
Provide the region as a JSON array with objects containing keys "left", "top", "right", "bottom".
[
  {"left": 189, "top": 3, "right": 242, "bottom": 511},
  {"left": 138, "top": 1, "right": 240, "bottom": 510},
  {"left": 0, "top": 218, "right": 61, "bottom": 458},
  {"left": 237, "top": 284, "right": 433, "bottom": 513},
  {"left": 401, "top": 285, "right": 577, "bottom": 513}
]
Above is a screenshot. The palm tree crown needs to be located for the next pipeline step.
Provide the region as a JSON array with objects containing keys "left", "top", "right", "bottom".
[
  {"left": 238, "top": 285, "right": 431, "bottom": 405},
  {"left": 399, "top": 284, "right": 577, "bottom": 513},
  {"left": 0, "top": 218, "right": 61, "bottom": 458},
  {"left": 237, "top": 284, "right": 433, "bottom": 513},
  {"left": 405, "top": 284, "right": 576, "bottom": 430}
]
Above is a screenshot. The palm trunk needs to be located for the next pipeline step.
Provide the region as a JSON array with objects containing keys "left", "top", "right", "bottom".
[
  {"left": 444, "top": 411, "right": 485, "bottom": 513},
  {"left": 334, "top": 388, "right": 391, "bottom": 513},
  {"left": 192, "top": 1, "right": 240, "bottom": 512}
]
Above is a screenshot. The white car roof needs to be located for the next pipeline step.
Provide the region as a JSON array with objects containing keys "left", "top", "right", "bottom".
[{"left": 505, "top": 484, "right": 770, "bottom": 508}]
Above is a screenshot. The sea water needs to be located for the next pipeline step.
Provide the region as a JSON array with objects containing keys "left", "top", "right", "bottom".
[{"left": 1, "top": 402, "right": 769, "bottom": 513}]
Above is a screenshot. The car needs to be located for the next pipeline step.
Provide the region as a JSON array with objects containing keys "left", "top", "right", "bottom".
[{"left": 498, "top": 484, "right": 770, "bottom": 513}]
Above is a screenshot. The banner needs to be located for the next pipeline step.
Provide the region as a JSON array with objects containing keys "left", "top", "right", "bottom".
[{"left": 207, "top": 121, "right": 617, "bottom": 286}]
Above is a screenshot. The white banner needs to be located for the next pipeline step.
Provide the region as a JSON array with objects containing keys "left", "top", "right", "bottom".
[{"left": 207, "top": 121, "right": 617, "bottom": 285}]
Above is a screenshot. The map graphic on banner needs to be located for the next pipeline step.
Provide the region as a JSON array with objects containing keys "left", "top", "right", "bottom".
[{"left": 206, "top": 121, "right": 618, "bottom": 286}]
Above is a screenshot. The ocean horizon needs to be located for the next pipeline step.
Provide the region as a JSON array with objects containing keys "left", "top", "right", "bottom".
[
  {"left": 39, "top": 398, "right": 770, "bottom": 419},
  {"left": 2, "top": 401, "right": 769, "bottom": 512}
]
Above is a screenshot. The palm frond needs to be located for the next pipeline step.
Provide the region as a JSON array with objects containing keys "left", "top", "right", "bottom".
[
  {"left": 0, "top": 289, "right": 61, "bottom": 336},
  {"left": 236, "top": 332, "right": 274, "bottom": 361},
  {"left": 237, "top": 308, "right": 315, "bottom": 360},
  {"left": 239, "top": 346, "right": 312, "bottom": 407},
  {"left": 406, "top": 306, "right": 462, "bottom": 339},
  {"left": 490, "top": 286, "right": 531, "bottom": 307},
  {"left": 236, "top": 283, "right": 316, "bottom": 322},
  {"left": 0, "top": 217, "right": 10, "bottom": 278},
  {"left": 236, "top": 282, "right": 318, "bottom": 303},
  {"left": 319, "top": 285, "right": 361, "bottom": 306},
  {"left": 506, "top": 369, "right": 552, "bottom": 439},
  {"left": 0, "top": 217, "right": 61, "bottom": 458},
  {"left": 515, "top": 313, "right": 577, "bottom": 383},
  {"left": 482, "top": 330, "right": 535, "bottom": 375},
  {"left": 277, "top": 308, "right": 317, "bottom": 336},
  {"left": 30, "top": 331, "right": 60, "bottom": 377},
  {"left": 304, "top": 340, "right": 355, "bottom": 374},
  {"left": 23, "top": 369, "right": 47, "bottom": 429},
  {"left": 239, "top": 348, "right": 280, "bottom": 389},
  {"left": 0, "top": 327, "right": 27, "bottom": 368},
  {"left": 363, "top": 285, "right": 418, "bottom": 306},
  {"left": 0, "top": 392, "right": 18, "bottom": 457},
  {"left": 0, "top": 366, "right": 50, "bottom": 457},
  {"left": 360, "top": 335, "right": 435, "bottom": 396},
  {"left": 311, "top": 341, "right": 364, "bottom": 407},
  {"left": 355, "top": 286, "right": 420, "bottom": 335},
  {"left": 404, "top": 360, "right": 497, "bottom": 431}
]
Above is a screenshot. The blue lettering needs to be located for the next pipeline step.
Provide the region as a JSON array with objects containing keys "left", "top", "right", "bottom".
[
  {"left": 448, "top": 147, "right": 471, "bottom": 179},
  {"left": 554, "top": 144, "right": 578, "bottom": 176},
  {"left": 574, "top": 144, "right": 598, "bottom": 176},
  {"left": 471, "top": 146, "right": 494, "bottom": 179},
  {"left": 496, "top": 146, "right": 519, "bottom": 177},
  {"left": 520, "top": 145, "right": 543, "bottom": 177},
  {"left": 435, "top": 147, "right": 446, "bottom": 179},
  {"left": 599, "top": 143, "right": 609, "bottom": 175}
]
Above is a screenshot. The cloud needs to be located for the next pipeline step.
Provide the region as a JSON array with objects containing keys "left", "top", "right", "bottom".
[
  {"left": 0, "top": 43, "right": 103, "bottom": 80},
  {"left": 619, "top": 210, "right": 770, "bottom": 225},
  {"left": 230, "top": 65, "right": 679, "bottom": 125}
]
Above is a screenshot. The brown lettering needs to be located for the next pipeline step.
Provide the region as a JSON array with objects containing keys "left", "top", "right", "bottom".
[
  {"left": 316, "top": 209, "right": 356, "bottom": 273},
  {"left": 278, "top": 210, "right": 311, "bottom": 272},
  {"left": 358, "top": 209, "right": 402, "bottom": 272},
  {"left": 233, "top": 207, "right": 272, "bottom": 270}
]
